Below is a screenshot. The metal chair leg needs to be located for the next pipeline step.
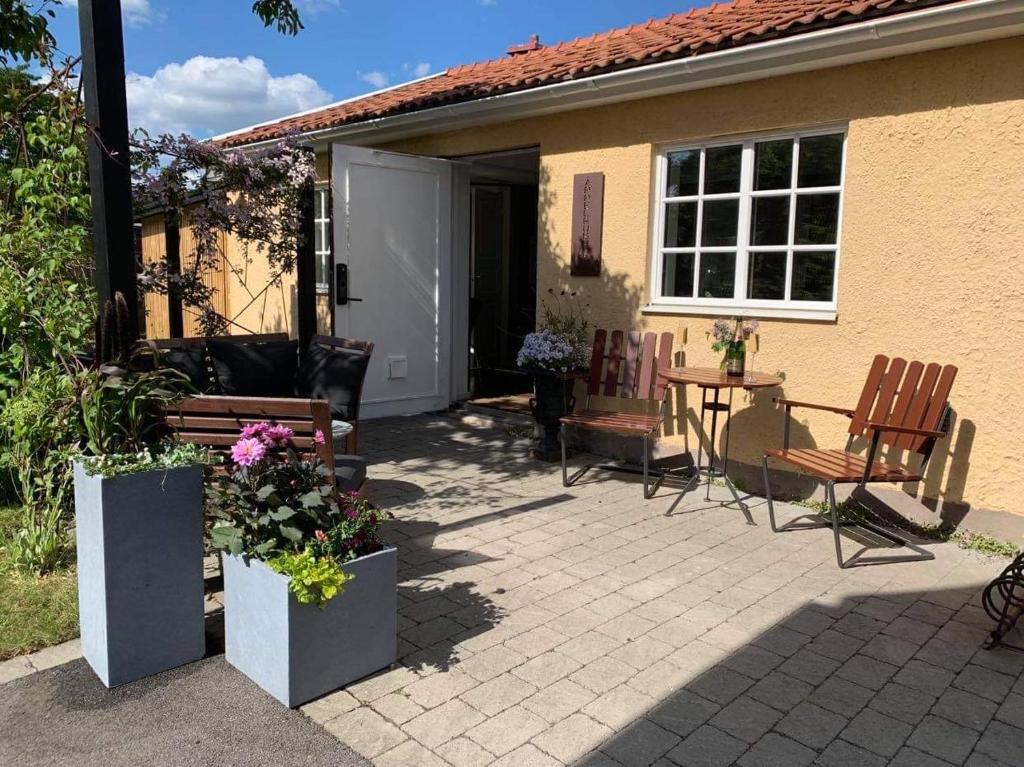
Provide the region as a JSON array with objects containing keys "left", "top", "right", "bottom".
[
  {"left": 762, "top": 455, "right": 780, "bottom": 532},
  {"left": 560, "top": 423, "right": 569, "bottom": 487},
  {"left": 643, "top": 433, "right": 651, "bottom": 499},
  {"left": 827, "top": 481, "right": 848, "bottom": 569}
]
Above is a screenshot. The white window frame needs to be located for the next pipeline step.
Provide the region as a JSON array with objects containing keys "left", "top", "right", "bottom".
[
  {"left": 313, "top": 184, "right": 331, "bottom": 294},
  {"left": 645, "top": 125, "right": 848, "bottom": 321}
]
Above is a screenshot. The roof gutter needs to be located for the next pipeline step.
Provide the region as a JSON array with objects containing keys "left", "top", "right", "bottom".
[{"left": 238, "top": 0, "right": 1024, "bottom": 150}]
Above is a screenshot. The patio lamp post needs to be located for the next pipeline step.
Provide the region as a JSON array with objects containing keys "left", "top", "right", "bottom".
[{"left": 78, "top": 0, "right": 140, "bottom": 343}]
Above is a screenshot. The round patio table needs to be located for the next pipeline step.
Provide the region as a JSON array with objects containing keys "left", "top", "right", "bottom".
[{"left": 661, "top": 367, "right": 783, "bottom": 524}]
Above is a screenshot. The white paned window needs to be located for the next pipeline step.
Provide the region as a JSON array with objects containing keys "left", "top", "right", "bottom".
[
  {"left": 313, "top": 185, "right": 331, "bottom": 293},
  {"left": 649, "top": 128, "right": 847, "bottom": 320}
]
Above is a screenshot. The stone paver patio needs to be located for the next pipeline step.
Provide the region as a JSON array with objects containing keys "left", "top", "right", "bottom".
[
  {"left": 2, "top": 413, "right": 1021, "bottom": 766},
  {"left": 304, "top": 415, "right": 1024, "bottom": 767}
]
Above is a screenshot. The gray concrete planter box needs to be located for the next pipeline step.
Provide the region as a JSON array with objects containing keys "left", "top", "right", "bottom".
[
  {"left": 223, "top": 546, "right": 397, "bottom": 708},
  {"left": 73, "top": 462, "right": 206, "bottom": 687}
]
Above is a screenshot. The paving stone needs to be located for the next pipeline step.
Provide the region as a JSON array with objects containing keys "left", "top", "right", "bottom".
[
  {"left": 831, "top": 612, "right": 888, "bottom": 641},
  {"left": 0, "top": 656, "right": 34, "bottom": 685},
  {"left": 375, "top": 738, "right": 449, "bottom": 767},
  {"left": 405, "top": 669, "right": 484, "bottom": 711},
  {"left": 666, "top": 724, "right": 747, "bottom": 767},
  {"left": 558, "top": 631, "right": 623, "bottom": 665},
  {"left": 888, "top": 746, "right": 955, "bottom": 767},
  {"left": 814, "top": 738, "right": 887, "bottom": 767},
  {"left": 434, "top": 737, "right": 496, "bottom": 767},
  {"left": 883, "top": 616, "right": 938, "bottom": 646},
  {"left": 775, "top": 701, "right": 848, "bottom": 749},
  {"left": 934, "top": 687, "right": 999, "bottom": 731},
  {"left": 835, "top": 654, "right": 899, "bottom": 691},
  {"left": 513, "top": 651, "right": 583, "bottom": 688},
  {"left": 860, "top": 634, "right": 921, "bottom": 666},
  {"left": 457, "top": 644, "right": 528, "bottom": 682},
  {"left": 747, "top": 671, "right": 814, "bottom": 713},
  {"left": 708, "top": 696, "right": 782, "bottom": 744},
  {"left": 906, "top": 714, "right": 980, "bottom": 764},
  {"left": 720, "top": 645, "right": 785, "bottom": 680},
  {"left": 753, "top": 625, "right": 811, "bottom": 657},
  {"left": 783, "top": 609, "right": 835, "bottom": 637},
  {"left": 581, "top": 684, "right": 656, "bottom": 731},
  {"left": 915, "top": 637, "right": 976, "bottom": 673},
  {"left": 964, "top": 754, "right": 1013, "bottom": 767},
  {"left": 686, "top": 666, "right": 755, "bottom": 705},
  {"left": 855, "top": 597, "right": 905, "bottom": 623},
  {"left": 491, "top": 743, "right": 562, "bottom": 767},
  {"left": 893, "top": 659, "right": 956, "bottom": 697},
  {"left": 972, "top": 647, "right": 1024, "bottom": 678},
  {"left": 779, "top": 649, "right": 841, "bottom": 686},
  {"left": 323, "top": 707, "right": 407, "bottom": 759},
  {"left": 841, "top": 708, "right": 913, "bottom": 757},
  {"left": 299, "top": 689, "right": 360, "bottom": 724},
  {"left": 571, "top": 656, "right": 637, "bottom": 695},
  {"left": 603, "top": 719, "right": 681, "bottom": 766},
  {"left": 808, "top": 675, "right": 874, "bottom": 717},
  {"left": 345, "top": 665, "right": 419, "bottom": 703},
  {"left": 460, "top": 673, "right": 536, "bottom": 717},
  {"left": 26, "top": 639, "right": 81, "bottom": 671},
  {"left": 975, "top": 720, "right": 1024, "bottom": 766},
  {"left": 953, "top": 664, "right": 1015, "bottom": 703},
  {"left": 647, "top": 689, "right": 721, "bottom": 737},
  {"left": 532, "top": 713, "right": 614, "bottom": 764},
  {"left": 402, "top": 698, "right": 485, "bottom": 748},
  {"left": 369, "top": 692, "right": 425, "bottom": 725},
  {"left": 467, "top": 705, "right": 549, "bottom": 757},
  {"left": 609, "top": 635, "right": 675, "bottom": 670},
  {"left": 737, "top": 733, "right": 815, "bottom": 767},
  {"left": 807, "top": 630, "right": 865, "bottom": 662},
  {"left": 868, "top": 682, "right": 936, "bottom": 725},
  {"left": 576, "top": 750, "right": 622, "bottom": 767},
  {"left": 994, "top": 692, "right": 1024, "bottom": 729},
  {"left": 903, "top": 601, "right": 956, "bottom": 627},
  {"left": 522, "top": 677, "right": 597, "bottom": 724}
]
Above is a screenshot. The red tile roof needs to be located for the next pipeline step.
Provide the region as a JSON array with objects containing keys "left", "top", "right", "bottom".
[{"left": 219, "top": 0, "right": 964, "bottom": 147}]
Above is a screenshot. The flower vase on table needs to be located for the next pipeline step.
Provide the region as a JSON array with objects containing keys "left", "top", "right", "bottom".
[{"left": 710, "top": 317, "right": 760, "bottom": 378}]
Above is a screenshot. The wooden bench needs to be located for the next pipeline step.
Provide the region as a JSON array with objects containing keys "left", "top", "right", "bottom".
[{"left": 165, "top": 395, "right": 336, "bottom": 476}]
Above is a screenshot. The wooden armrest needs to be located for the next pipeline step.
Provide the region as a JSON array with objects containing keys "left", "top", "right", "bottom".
[
  {"left": 774, "top": 398, "right": 854, "bottom": 417},
  {"left": 865, "top": 421, "right": 946, "bottom": 439}
]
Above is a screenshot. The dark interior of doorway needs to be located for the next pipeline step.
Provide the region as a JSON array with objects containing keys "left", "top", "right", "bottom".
[{"left": 467, "top": 149, "right": 539, "bottom": 405}]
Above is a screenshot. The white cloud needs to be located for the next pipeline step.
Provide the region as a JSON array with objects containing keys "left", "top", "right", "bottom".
[
  {"left": 412, "top": 62, "right": 431, "bottom": 78},
  {"left": 358, "top": 70, "right": 389, "bottom": 89},
  {"left": 126, "top": 55, "right": 333, "bottom": 137},
  {"left": 65, "top": 0, "right": 164, "bottom": 27},
  {"left": 296, "top": 0, "right": 341, "bottom": 12}
]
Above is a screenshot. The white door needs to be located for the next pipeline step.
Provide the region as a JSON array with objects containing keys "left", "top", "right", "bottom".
[{"left": 331, "top": 145, "right": 454, "bottom": 419}]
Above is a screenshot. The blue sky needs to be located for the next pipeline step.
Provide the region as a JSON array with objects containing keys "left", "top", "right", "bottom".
[{"left": 48, "top": 0, "right": 699, "bottom": 138}]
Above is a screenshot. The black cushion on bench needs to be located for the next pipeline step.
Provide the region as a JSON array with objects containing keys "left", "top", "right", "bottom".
[
  {"left": 292, "top": 341, "right": 370, "bottom": 421},
  {"left": 160, "top": 346, "right": 216, "bottom": 394},
  {"left": 208, "top": 338, "right": 299, "bottom": 397}
]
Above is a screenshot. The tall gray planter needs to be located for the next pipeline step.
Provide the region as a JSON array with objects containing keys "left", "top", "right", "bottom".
[
  {"left": 73, "top": 462, "right": 206, "bottom": 687},
  {"left": 224, "top": 546, "right": 397, "bottom": 708}
]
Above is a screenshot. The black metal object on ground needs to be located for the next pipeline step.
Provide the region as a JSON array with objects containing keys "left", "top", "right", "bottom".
[{"left": 984, "top": 551, "right": 1024, "bottom": 651}]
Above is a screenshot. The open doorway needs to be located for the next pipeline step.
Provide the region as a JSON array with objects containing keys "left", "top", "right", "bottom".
[{"left": 463, "top": 148, "right": 539, "bottom": 412}]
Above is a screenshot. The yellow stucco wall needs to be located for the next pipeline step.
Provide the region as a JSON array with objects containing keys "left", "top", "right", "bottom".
[{"left": 380, "top": 37, "right": 1024, "bottom": 517}]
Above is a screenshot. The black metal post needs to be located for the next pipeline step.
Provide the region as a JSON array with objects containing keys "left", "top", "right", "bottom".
[
  {"left": 78, "top": 0, "right": 139, "bottom": 340},
  {"left": 295, "top": 160, "right": 317, "bottom": 351},
  {"left": 164, "top": 213, "right": 184, "bottom": 338}
]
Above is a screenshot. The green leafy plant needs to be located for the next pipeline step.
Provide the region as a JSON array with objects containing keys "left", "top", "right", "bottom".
[
  {"left": 207, "top": 422, "right": 390, "bottom": 605},
  {"left": 268, "top": 548, "right": 353, "bottom": 607},
  {"left": 79, "top": 442, "right": 212, "bottom": 479}
]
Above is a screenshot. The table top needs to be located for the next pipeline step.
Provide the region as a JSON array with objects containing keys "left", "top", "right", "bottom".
[{"left": 661, "top": 366, "right": 784, "bottom": 390}]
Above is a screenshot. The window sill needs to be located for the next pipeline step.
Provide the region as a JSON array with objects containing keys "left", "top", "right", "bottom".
[{"left": 642, "top": 303, "right": 837, "bottom": 322}]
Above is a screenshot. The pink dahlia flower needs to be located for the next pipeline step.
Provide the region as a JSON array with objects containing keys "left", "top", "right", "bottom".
[
  {"left": 240, "top": 422, "right": 270, "bottom": 439},
  {"left": 231, "top": 437, "right": 267, "bottom": 467},
  {"left": 313, "top": 429, "right": 326, "bottom": 446},
  {"left": 262, "top": 424, "right": 295, "bottom": 446}
]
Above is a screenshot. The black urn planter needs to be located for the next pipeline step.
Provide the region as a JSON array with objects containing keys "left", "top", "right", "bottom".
[{"left": 526, "top": 370, "right": 578, "bottom": 462}]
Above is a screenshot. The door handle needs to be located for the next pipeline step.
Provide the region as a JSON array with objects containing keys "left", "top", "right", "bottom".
[{"left": 335, "top": 264, "right": 364, "bottom": 305}]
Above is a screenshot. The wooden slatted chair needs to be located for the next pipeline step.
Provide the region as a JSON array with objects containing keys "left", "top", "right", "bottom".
[
  {"left": 560, "top": 329, "right": 674, "bottom": 498},
  {"left": 762, "top": 354, "right": 958, "bottom": 568}
]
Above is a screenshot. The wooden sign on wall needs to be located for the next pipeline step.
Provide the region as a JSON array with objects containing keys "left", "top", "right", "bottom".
[{"left": 571, "top": 172, "right": 604, "bottom": 277}]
